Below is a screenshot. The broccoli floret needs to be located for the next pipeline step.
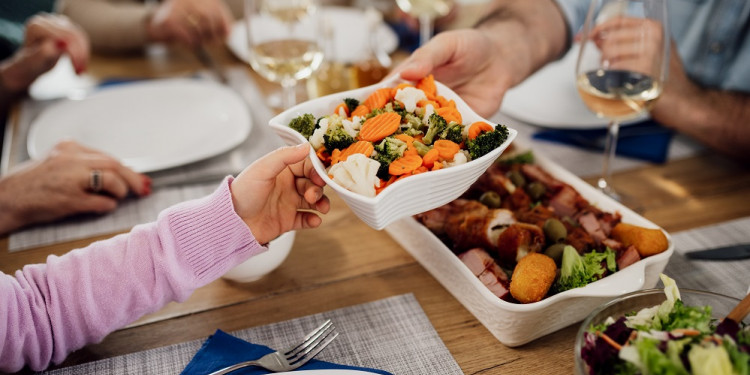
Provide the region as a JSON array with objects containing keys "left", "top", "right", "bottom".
[
  {"left": 323, "top": 123, "right": 355, "bottom": 152},
  {"left": 412, "top": 141, "right": 432, "bottom": 157},
  {"left": 439, "top": 123, "right": 464, "bottom": 144},
  {"left": 422, "top": 113, "right": 447, "bottom": 145},
  {"left": 288, "top": 113, "right": 317, "bottom": 139},
  {"left": 364, "top": 107, "right": 386, "bottom": 120},
  {"left": 343, "top": 98, "right": 359, "bottom": 113},
  {"left": 467, "top": 125, "right": 510, "bottom": 160},
  {"left": 373, "top": 136, "right": 407, "bottom": 179},
  {"left": 554, "top": 246, "right": 616, "bottom": 293},
  {"left": 498, "top": 150, "right": 535, "bottom": 166}
]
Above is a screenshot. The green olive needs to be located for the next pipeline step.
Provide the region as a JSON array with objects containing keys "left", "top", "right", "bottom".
[
  {"left": 507, "top": 170, "right": 526, "bottom": 188},
  {"left": 479, "top": 191, "right": 502, "bottom": 208},
  {"left": 544, "top": 243, "right": 567, "bottom": 266},
  {"left": 526, "top": 181, "right": 546, "bottom": 201},
  {"left": 543, "top": 218, "right": 568, "bottom": 244}
]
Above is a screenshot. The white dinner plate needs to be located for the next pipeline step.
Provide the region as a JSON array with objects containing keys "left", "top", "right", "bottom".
[
  {"left": 227, "top": 6, "right": 399, "bottom": 65},
  {"left": 27, "top": 78, "right": 251, "bottom": 173},
  {"left": 500, "top": 44, "right": 646, "bottom": 129}
]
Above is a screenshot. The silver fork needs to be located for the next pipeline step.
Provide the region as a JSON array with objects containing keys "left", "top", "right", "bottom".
[{"left": 207, "top": 320, "right": 339, "bottom": 374}]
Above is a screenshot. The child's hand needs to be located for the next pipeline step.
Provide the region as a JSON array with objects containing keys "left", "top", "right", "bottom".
[{"left": 230, "top": 143, "right": 330, "bottom": 245}]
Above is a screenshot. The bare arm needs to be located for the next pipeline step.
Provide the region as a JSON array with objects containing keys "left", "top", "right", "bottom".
[
  {"left": 396, "top": 0, "right": 569, "bottom": 117},
  {"left": 651, "top": 45, "right": 750, "bottom": 162}
]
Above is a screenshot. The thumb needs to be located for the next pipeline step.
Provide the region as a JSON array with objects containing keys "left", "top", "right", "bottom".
[{"left": 251, "top": 143, "right": 310, "bottom": 181}]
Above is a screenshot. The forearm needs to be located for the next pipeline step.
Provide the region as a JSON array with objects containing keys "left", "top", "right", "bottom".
[
  {"left": 0, "top": 178, "right": 264, "bottom": 372},
  {"left": 474, "top": 0, "right": 569, "bottom": 86},
  {"left": 653, "top": 86, "right": 750, "bottom": 162},
  {"left": 57, "top": 0, "right": 153, "bottom": 52}
]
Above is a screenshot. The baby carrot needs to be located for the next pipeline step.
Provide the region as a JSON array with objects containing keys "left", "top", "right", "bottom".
[
  {"left": 394, "top": 134, "right": 418, "bottom": 156},
  {"left": 436, "top": 106, "right": 462, "bottom": 124},
  {"left": 417, "top": 99, "right": 441, "bottom": 109},
  {"left": 359, "top": 112, "right": 402, "bottom": 142},
  {"left": 433, "top": 139, "right": 461, "bottom": 161},
  {"left": 316, "top": 147, "right": 331, "bottom": 164},
  {"left": 422, "top": 148, "right": 440, "bottom": 169},
  {"left": 362, "top": 88, "right": 392, "bottom": 110},
  {"left": 389, "top": 154, "right": 423, "bottom": 175},
  {"left": 330, "top": 148, "right": 342, "bottom": 165},
  {"left": 432, "top": 161, "right": 444, "bottom": 171},
  {"left": 339, "top": 141, "right": 374, "bottom": 162},
  {"left": 334, "top": 103, "right": 349, "bottom": 117},
  {"left": 468, "top": 121, "right": 494, "bottom": 140},
  {"left": 416, "top": 74, "right": 437, "bottom": 99},
  {"left": 350, "top": 104, "right": 370, "bottom": 118}
]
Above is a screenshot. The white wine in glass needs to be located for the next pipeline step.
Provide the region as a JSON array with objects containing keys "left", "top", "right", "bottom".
[
  {"left": 394, "top": 0, "right": 453, "bottom": 46},
  {"left": 245, "top": 0, "right": 324, "bottom": 109},
  {"left": 575, "top": 0, "right": 669, "bottom": 201}
]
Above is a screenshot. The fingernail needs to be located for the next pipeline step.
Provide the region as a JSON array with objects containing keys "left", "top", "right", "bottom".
[{"left": 296, "top": 143, "right": 308, "bottom": 150}]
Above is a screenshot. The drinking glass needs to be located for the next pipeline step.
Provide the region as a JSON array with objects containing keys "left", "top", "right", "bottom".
[
  {"left": 575, "top": 0, "right": 669, "bottom": 200},
  {"left": 394, "top": 0, "right": 454, "bottom": 46},
  {"left": 244, "top": 0, "right": 324, "bottom": 109}
]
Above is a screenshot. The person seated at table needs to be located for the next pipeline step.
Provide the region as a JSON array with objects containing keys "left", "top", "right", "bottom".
[
  {"left": 395, "top": 0, "right": 750, "bottom": 162},
  {"left": 58, "top": 0, "right": 234, "bottom": 53},
  {"left": 0, "top": 140, "right": 151, "bottom": 235},
  {"left": 0, "top": 13, "right": 150, "bottom": 235},
  {"left": 0, "top": 143, "right": 329, "bottom": 372},
  {"left": 0, "top": 13, "right": 89, "bottom": 110}
]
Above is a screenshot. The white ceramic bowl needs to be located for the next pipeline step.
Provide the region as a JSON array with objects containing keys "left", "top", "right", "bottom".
[
  {"left": 222, "top": 231, "right": 296, "bottom": 283},
  {"left": 269, "top": 75, "right": 518, "bottom": 230},
  {"left": 384, "top": 150, "right": 674, "bottom": 347}
]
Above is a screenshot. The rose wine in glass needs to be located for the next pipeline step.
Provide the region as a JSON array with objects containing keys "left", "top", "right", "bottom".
[{"left": 575, "top": 0, "right": 669, "bottom": 201}]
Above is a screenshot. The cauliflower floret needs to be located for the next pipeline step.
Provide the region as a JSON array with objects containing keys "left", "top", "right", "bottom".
[
  {"left": 327, "top": 154, "right": 381, "bottom": 197},
  {"left": 422, "top": 103, "right": 436, "bottom": 126},
  {"left": 309, "top": 117, "right": 330, "bottom": 150},
  {"left": 444, "top": 150, "right": 469, "bottom": 168},
  {"left": 341, "top": 117, "right": 359, "bottom": 138},
  {"left": 395, "top": 86, "right": 427, "bottom": 113}
]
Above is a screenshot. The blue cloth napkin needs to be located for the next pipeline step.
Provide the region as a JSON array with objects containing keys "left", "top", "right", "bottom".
[
  {"left": 181, "top": 330, "right": 393, "bottom": 375},
  {"left": 532, "top": 120, "right": 674, "bottom": 163}
]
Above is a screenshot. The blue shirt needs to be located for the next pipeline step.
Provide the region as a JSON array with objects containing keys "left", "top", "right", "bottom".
[{"left": 555, "top": 0, "right": 750, "bottom": 92}]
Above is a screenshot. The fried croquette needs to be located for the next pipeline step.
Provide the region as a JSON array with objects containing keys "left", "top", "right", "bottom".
[
  {"left": 509, "top": 253, "right": 557, "bottom": 303},
  {"left": 611, "top": 223, "right": 669, "bottom": 257}
]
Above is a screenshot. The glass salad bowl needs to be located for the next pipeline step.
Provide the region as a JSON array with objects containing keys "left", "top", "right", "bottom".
[{"left": 574, "top": 287, "right": 749, "bottom": 375}]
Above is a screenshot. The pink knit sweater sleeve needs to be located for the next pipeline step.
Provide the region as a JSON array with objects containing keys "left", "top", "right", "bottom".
[{"left": 0, "top": 177, "right": 266, "bottom": 372}]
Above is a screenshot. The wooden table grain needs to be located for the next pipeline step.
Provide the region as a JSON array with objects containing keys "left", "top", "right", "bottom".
[{"left": 2, "top": 14, "right": 750, "bottom": 375}]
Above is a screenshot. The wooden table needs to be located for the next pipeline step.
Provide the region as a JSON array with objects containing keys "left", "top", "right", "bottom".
[{"left": 3, "top": 15, "right": 750, "bottom": 375}]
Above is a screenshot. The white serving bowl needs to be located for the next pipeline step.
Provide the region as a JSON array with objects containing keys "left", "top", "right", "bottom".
[
  {"left": 384, "top": 150, "right": 674, "bottom": 347},
  {"left": 269, "top": 75, "right": 518, "bottom": 230},
  {"left": 222, "top": 231, "right": 296, "bottom": 283}
]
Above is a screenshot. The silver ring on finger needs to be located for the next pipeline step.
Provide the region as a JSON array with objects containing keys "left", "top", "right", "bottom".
[{"left": 89, "top": 169, "right": 103, "bottom": 193}]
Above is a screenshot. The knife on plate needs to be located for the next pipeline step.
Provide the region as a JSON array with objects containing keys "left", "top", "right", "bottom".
[{"left": 684, "top": 243, "right": 750, "bottom": 260}]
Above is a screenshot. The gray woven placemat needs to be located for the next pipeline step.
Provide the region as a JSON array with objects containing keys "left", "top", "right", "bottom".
[
  {"left": 42, "top": 293, "right": 463, "bottom": 374},
  {"left": 662, "top": 216, "right": 750, "bottom": 299}
]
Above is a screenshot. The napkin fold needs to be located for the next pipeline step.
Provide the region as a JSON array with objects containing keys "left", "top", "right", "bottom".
[
  {"left": 532, "top": 120, "right": 674, "bottom": 163},
  {"left": 181, "top": 330, "right": 393, "bottom": 375}
]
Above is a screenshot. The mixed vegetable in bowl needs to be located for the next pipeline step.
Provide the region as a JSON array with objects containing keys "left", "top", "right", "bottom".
[
  {"left": 579, "top": 275, "right": 750, "bottom": 375},
  {"left": 286, "top": 75, "right": 510, "bottom": 197}
]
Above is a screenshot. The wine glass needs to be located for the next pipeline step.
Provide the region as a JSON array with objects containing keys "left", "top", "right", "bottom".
[
  {"left": 244, "top": 0, "right": 324, "bottom": 109},
  {"left": 575, "top": 0, "right": 669, "bottom": 201},
  {"left": 394, "top": 0, "right": 454, "bottom": 47}
]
